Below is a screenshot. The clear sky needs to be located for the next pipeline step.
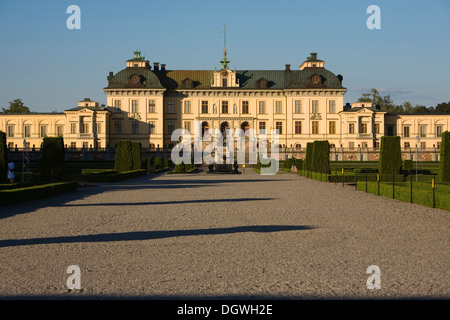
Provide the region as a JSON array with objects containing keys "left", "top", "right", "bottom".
[{"left": 0, "top": 0, "right": 449, "bottom": 112}]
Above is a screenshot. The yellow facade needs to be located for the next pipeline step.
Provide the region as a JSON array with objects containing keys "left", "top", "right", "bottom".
[{"left": 0, "top": 51, "right": 449, "bottom": 158}]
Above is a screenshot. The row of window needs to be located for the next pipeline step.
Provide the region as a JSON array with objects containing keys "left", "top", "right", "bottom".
[
  {"left": 6, "top": 123, "right": 104, "bottom": 137},
  {"left": 403, "top": 125, "right": 444, "bottom": 138},
  {"left": 113, "top": 99, "right": 338, "bottom": 115}
]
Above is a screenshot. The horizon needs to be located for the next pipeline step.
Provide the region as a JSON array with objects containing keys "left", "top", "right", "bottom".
[{"left": 1, "top": 0, "right": 449, "bottom": 112}]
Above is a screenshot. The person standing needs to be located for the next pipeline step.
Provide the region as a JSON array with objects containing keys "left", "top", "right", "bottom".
[{"left": 7, "top": 160, "right": 15, "bottom": 183}]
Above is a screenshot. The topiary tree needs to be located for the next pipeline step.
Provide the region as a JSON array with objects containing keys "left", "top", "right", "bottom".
[
  {"left": 379, "top": 136, "right": 402, "bottom": 174},
  {"left": 114, "top": 140, "right": 133, "bottom": 172},
  {"left": 439, "top": 131, "right": 450, "bottom": 182},
  {"left": 303, "top": 142, "right": 314, "bottom": 172},
  {"left": 173, "top": 162, "right": 186, "bottom": 173},
  {"left": 0, "top": 131, "right": 7, "bottom": 182},
  {"left": 154, "top": 157, "right": 164, "bottom": 171},
  {"left": 40, "top": 136, "right": 65, "bottom": 174},
  {"left": 295, "top": 159, "right": 303, "bottom": 171},
  {"left": 285, "top": 157, "right": 293, "bottom": 169},
  {"left": 312, "top": 140, "right": 330, "bottom": 173},
  {"left": 131, "top": 142, "right": 142, "bottom": 170}
]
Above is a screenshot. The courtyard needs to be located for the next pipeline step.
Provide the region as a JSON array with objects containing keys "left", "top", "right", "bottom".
[{"left": 0, "top": 169, "right": 448, "bottom": 299}]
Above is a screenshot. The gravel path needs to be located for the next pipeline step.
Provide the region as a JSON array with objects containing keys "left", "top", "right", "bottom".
[{"left": 0, "top": 169, "right": 448, "bottom": 299}]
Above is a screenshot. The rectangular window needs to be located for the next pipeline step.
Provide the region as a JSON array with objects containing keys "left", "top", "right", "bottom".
[
  {"left": 114, "top": 100, "right": 121, "bottom": 110},
  {"left": 8, "top": 142, "right": 14, "bottom": 149},
  {"left": 360, "top": 123, "right": 367, "bottom": 134},
  {"left": 436, "top": 125, "right": 443, "bottom": 137},
  {"left": 222, "top": 78, "right": 228, "bottom": 87},
  {"left": 131, "top": 100, "right": 139, "bottom": 113},
  {"left": 242, "top": 101, "right": 249, "bottom": 114},
  {"left": 70, "top": 123, "right": 76, "bottom": 134},
  {"left": 387, "top": 126, "right": 394, "bottom": 136},
  {"left": 259, "top": 121, "right": 266, "bottom": 134},
  {"left": 114, "top": 121, "right": 122, "bottom": 134},
  {"left": 184, "top": 100, "right": 191, "bottom": 114},
  {"left": 349, "top": 123, "right": 355, "bottom": 134},
  {"left": 7, "top": 125, "right": 14, "bottom": 137},
  {"left": 375, "top": 141, "right": 380, "bottom": 149},
  {"left": 168, "top": 100, "right": 175, "bottom": 114},
  {"left": 295, "top": 121, "right": 302, "bottom": 134},
  {"left": 329, "top": 121, "right": 336, "bottom": 134},
  {"left": 201, "top": 101, "right": 208, "bottom": 114},
  {"left": 57, "top": 125, "right": 64, "bottom": 137},
  {"left": 403, "top": 126, "right": 410, "bottom": 138},
  {"left": 420, "top": 142, "right": 426, "bottom": 150},
  {"left": 349, "top": 142, "right": 355, "bottom": 150},
  {"left": 148, "top": 100, "right": 156, "bottom": 113},
  {"left": 148, "top": 121, "right": 155, "bottom": 134},
  {"left": 294, "top": 100, "right": 302, "bottom": 113},
  {"left": 374, "top": 123, "right": 380, "bottom": 134},
  {"left": 328, "top": 100, "right": 336, "bottom": 114},
  {"left": 40, "top": 125, "right": 48, "bottom": 138},
  {"left": 312, "top": 121, "right": 319, "bottom": 134},
  {"left": 70, "top": 142, "right": 77, "bottom": 149},
  {"left": 24, "top": 125, "right": 31, "bottom": 138},
  {"left": 361, "top": 142, "right": 368, "bottom": 148},
  {"left": 275, "top": 101, "right": 282, "bottom": 114},
  {"left": 222, "top": 101, "right": 229, "bottom": 114},
  {"left": 184, "top": 121, "right": 191, "bottom": 133},
  {"left": 132, "top": 121, "right": 139, "bottom": 134},
  {"left": 96, "top": 123, "right": 101, "bottom": 134},
  {"left": 259, "top": 101, "right": 266, "bottom": 114},
  {"left": 419, "top": 125, "right": 427, "bottom": 138},
  {"left": 404, "top": 142, "right": 410, "bottom": 149},
  {"left": 312, "top": 100, "right": 319, "bottom": 114},
  {"left": 168, "top": 121, "right": 175, "bottom": 135},
  {"left": 83, "top": 142, "right": 89, "bottom": 149},
  {"left": 276, "top": 121, "right": 283, "bottom": 134},
  {"left": 82, "top": 123, "right": 89, "bottom": 134}
]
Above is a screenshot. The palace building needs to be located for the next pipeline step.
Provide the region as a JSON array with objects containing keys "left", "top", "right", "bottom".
[{"left": 1, "top": 50, "right": 449, "bottom": 161}]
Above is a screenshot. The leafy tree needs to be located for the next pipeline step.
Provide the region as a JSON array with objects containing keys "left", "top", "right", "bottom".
[
  {"left": 2, "top": 99, "right": 30, "bottom": 113},
  {"left": 435, "top": 102, "right": 450, "bottom": 113}
]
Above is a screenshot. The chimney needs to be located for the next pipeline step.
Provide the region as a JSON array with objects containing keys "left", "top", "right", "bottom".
[
  {"left": 310, "top": 52, "right": 318, "bottom": 60},
  {"left": 109, "top": 71, "right": 113, "bottom": 77},
  {"left": 285, "top": 64, "right": 291, "bottom": 72},
  {"left": 344, "top": 103, "right": 351, "bottom": 111},
  {"left": 337, "top": 74, "right": 343, "bottom": 84},
  {"left": 161, "top": 64, "right": 166, "bottom": 71},
  {"left": 153, "top": 62, "right": 160, "bottom": 71}
]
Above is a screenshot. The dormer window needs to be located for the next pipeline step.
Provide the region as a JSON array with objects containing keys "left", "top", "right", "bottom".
[
  {"left": 182, "top": 78, "right": 193, "bottom": 89},
  {"left": 257, "top": 78, "right": 269, "bottom": 89}
]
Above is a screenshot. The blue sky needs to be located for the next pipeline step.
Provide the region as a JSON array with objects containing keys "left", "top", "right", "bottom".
[{"left": 0, "top": 0, "right": 449, "bottom": 112}]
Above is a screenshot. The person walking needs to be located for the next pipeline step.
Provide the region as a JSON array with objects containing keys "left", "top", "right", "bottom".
[{"left": 7, "top": 160, "right": 15, "bottom": 183}]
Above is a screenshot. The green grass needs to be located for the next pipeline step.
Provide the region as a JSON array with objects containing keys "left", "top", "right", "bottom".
[{"left": 357, "top": 180, "right": 450, "bottom": 211}]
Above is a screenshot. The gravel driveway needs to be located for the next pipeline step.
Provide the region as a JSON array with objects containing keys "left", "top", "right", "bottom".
[{"left": 0, "top": 169, "right": 448, "bottom": 299}]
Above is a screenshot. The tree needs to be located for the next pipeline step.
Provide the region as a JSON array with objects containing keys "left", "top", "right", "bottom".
[
  {"left": 435, "top": 102, "right": 450, "bottom": 113},
  {"left": 439, "top": 131, "right": 450, "bottom": 182},
  {"left": 379, "top": 136, "right": 402, "bottom": 174},
  {"left": 2, "top": 99, "right": 30, "bottom": 113},
  {"left": 0, "top": 131, "right": 7, "bottom": 182},
  {"left": 40, "top": 137, "right": 65, "bottom": 174}
]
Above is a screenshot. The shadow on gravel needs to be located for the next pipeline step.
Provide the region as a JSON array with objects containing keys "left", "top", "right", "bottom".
[
  {"left": 0, "top": 225, "right": 314, "bottom": 248},
  {"left": 0, "top": 174, "right": 285, "bottom": 220},
  {"left": 56, "top": 197, "right": 274, "bottom": 207}
]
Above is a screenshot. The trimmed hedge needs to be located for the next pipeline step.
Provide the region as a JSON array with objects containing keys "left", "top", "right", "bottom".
[
  {"left": 439, "top": 131, "right": 450, "bottom": 182},
  {"left": 285, "top": 158, "right": 293, "bottom": 169},
  {"left": 403, "top": 159, "right": 413, "bottom": 171},
  {"left": 40, "top": 136, "right": 65, "bottom": 174},
  {"left": 379, "top": 136, "right": 402, "bottom": 174},
  {"left": 132, "top": 142, "right": 142, "bottom": 170},
  {"left": 312, "top": 140, "right": 330, "bottom": 173},
  {"left": 303, "top": 142, "right": 314, "bottom": 171},
  {"left": 154, "top": 157, "right": 165, "bottom": 172},
  {"left": 295, "top": 159, "right": 303, "bottom": 171},
  {"left": 81, "top": 169, "right": 146, "bottom": 182},
  {"left": 0, "top": 181, "right": 78, "bottom": 206},
  {"left": 114, "top": 140, "right": 133, "bottom": 172},
  {"left": 0, "top": 131, "right": 7, "bottom": 182}
]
